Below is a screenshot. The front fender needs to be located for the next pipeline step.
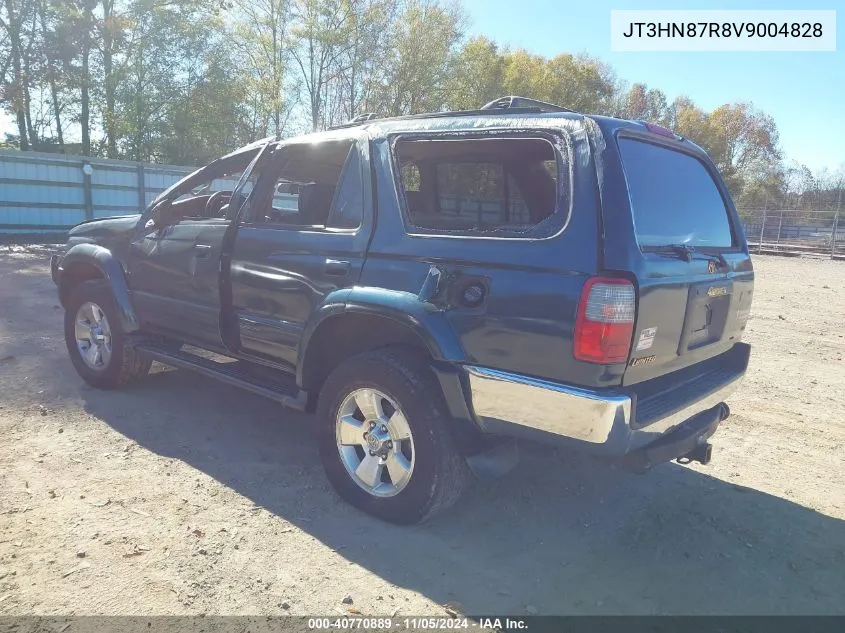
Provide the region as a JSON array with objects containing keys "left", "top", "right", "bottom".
[
  {"left": 296, "top": 286, "right": 466, "bottom": 386},
  {"left": 58, "top": 243, "right": 140, "bottom": 332}
]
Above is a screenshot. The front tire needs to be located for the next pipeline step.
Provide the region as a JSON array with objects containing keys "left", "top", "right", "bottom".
[
  {"left": 316, "top": 347, "right": 470, "bottom": 524},
  {"left": 64, "top": 279, "right": 152, "bottom": 389}
]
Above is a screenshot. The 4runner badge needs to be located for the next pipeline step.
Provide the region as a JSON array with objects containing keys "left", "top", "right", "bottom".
[{"left": 630, "top": 355, "right": 656, "bottom": 367}]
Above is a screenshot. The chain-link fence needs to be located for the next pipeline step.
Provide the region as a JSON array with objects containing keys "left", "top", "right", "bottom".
[{"left": 738, "top": 201, "right": 843, "bottom": 260}]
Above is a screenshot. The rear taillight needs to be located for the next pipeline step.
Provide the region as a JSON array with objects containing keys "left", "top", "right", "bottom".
[{"left": 574, "top": 277, "right": 636, "bottom": 364}]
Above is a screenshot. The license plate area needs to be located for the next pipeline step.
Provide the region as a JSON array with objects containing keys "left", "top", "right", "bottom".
[{"left": 678, "top": 281, "right": 733, "bottom": 353}]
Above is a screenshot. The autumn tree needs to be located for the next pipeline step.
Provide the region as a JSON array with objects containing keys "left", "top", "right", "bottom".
[
  {"left": 0, "top": 0, "right": 827, "bottom": 206},
  {"left": 444, "top": 35, "right": 502, "bottom": 110},
  {"left": 366, "top": 0, "right": 465, "bottom": 117},
  {"left": 622, "top": 83, "right": 668, "bottom": 124},
  {"left": 706, "top": 103, "right": 781, "bottom": 196}
]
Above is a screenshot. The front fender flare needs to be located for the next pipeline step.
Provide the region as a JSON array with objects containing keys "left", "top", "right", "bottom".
[{"left": 59, "top": 243, "right": 139, "bottom": 332}]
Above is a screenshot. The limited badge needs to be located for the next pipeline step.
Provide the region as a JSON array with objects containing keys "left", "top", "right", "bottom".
[
  {"left": 635, "top": 326, "right": 657, "bottom": 351},
  {"left": 630, "top": 355, "right": 656, "bottom": 367}
]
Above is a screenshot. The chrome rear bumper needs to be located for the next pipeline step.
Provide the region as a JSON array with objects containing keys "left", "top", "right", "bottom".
[{"left": 464, "top": 361, "right": 744, "bottom": 456}]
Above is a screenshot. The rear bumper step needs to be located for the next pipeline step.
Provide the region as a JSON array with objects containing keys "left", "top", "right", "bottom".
[
  {"left": 616, "top": 403, "right": 728, "bottom": 473},
  {"left": 135, "top": 344, "right": 308, "bottom": 411}
]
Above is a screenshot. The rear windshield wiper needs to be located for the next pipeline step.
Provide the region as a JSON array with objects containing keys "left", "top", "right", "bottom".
[{"left": 643, "top": 244, "right": 727, "bottom": 268}]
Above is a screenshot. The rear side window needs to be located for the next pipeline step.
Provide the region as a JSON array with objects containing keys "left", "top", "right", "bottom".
[
  {"left": 394, "top": 136, "right": 564, "bottom": 238},
  {"left": 250, "top": 139, "right": 357, "bottom": 228},
  {"left": 618, "top": 138, "right": 733, "bottom": 248}
]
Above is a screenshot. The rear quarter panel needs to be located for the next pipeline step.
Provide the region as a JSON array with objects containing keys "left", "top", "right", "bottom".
[{"left": 363, "top": 118, "right": 626, "bottom": 388}]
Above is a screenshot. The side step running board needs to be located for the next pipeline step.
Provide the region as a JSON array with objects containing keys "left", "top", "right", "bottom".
[{"left": 135, "top": 344, "right": 308, "bottom": 411}]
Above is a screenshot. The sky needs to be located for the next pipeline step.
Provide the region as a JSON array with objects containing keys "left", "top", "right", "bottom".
[
  {"left": 2, "top": 0, "right": 841, "bottom": 173},
  {"left": 460, "top": 0, "right": 843, "bottom": 174}
]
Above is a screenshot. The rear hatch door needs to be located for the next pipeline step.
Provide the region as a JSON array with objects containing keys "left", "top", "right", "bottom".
[{"left": 600, "top": 127, "right": 754, "bottom": 386}]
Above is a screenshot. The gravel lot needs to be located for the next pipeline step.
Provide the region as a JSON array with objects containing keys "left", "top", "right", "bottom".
[{"left": 1, "top": 248, "right": 843, "bottom": 616}]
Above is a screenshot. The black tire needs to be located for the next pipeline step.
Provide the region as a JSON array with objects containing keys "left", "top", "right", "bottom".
[
  {"left": 64, "top": 279, "right": 152, "bottom": 389},
  {"left": 316, "top": 347, "right": 471, "bottom": 524}
]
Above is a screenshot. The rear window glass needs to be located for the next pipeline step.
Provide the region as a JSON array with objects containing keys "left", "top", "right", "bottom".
[
  {"left": 618, "top": 138, "right": 733, "bottom": 248},
  {"left": 394, "top": 137, "right": 563, "bottom": 238}
]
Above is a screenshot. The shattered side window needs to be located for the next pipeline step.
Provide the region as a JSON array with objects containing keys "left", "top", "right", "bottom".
[{"left": 394, "top": 136, "right": 565, "bottom": 238}]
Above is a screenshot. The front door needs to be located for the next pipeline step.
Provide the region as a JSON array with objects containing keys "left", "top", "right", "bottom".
[
  {"left": 129, "top": 219, "right": 230, "bottom": 348},
  {"left": 128, "top": 144, "right": 269, "bottom": 348},
  {"left": 228, "top": 137, "right": 371, "bottom": 370}
]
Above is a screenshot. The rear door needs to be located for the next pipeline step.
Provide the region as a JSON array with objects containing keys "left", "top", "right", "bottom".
[
  {"left": 228, "top": 136, "right": 371, "bottom": 370},
  {"left": 602, "top": 129, "right": 754, "bottom": 385}
]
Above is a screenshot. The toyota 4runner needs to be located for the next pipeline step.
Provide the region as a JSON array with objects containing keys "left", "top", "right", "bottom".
[{"left": 51, "top": 96, "right": 753, "bottom": 524}]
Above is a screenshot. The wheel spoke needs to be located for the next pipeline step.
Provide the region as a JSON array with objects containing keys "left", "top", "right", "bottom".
[
  {"left": 83, "top": 303, "right": 98, "bottom": 324},
  {"left": 355, "top": 390, "right": 384, "bottom": 422},
  {"left": 75, "top": 321, "right": 91, "bottom": 341},
  {"left": 355, "top": 454, "right": 383, "bottom": 489},
  {"left": 338, "top": 414, "right": 365, "bottom": 446},
  {"left": 385, "top": 451, "right": 411, "bottom": 485},
  {"left": 85, "top": 344, "right": 101, "bottom": 367},
  {"left": 388, "top": 410, "right": 412, "bottom": 441}
]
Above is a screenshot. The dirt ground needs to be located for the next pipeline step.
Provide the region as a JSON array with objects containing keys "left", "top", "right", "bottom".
[{"left": 0, "top": 247, "right": 843, "bottom": 616}]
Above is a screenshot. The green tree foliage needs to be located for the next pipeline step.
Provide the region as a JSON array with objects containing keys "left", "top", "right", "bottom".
[
  {"left": 0, "top": 0, "right": 833, "bottom": 202},
  {"left": 365, "top": 0, "right": 465, "bottom": 117},
  {"left": 622, "top": 83, "right": 668, "bottom": 124},
  {"left": 445, "top": 35, "right": 503, "bottom": 111}
]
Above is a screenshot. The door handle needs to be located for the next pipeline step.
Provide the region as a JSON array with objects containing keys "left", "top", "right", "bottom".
[
  {"left": 194, "top": 244, "right": 212, "bottom": 258},
  {"left": 324, "top": 259, "right": 351, "bottom": 276}
]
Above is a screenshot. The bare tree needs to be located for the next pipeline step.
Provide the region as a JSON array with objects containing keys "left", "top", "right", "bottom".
[
  {"left": 288, "top": 0, "right": 359, "bottom": 131},
  {"left": 232, "top": 0, "right": 296, "bottom": 138},
  {"left": 1, "top": 0, "right": 39, "bottom": 149}
]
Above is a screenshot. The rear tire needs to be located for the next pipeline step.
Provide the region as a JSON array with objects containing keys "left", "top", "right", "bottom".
[
  {"left": 64, "top": 279, "right": 152, "bottom": 389},
  {"left": 316, "top": 347, "right": 470, "bottom": 524}
]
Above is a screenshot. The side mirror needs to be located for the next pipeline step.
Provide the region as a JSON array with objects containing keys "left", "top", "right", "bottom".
[{"left": 150, "top": 200, "right": 177, "bottom": 227}]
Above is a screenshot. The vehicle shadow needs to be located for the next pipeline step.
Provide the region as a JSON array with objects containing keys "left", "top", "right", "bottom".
[
  {"left": 75, "top": 367, "right": 845, "bottom": 616},
  {"left": 3, "top": 255, "right": 842, "bottom": 616}
]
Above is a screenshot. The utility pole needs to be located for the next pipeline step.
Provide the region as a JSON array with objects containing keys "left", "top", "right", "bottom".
[{"left": 832, "top": 185, "right": 842, "bottom": 259}]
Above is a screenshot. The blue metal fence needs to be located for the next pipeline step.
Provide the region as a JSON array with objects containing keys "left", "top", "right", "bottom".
[{"left": 0, "top": 149, "right": 193, "bottom": 235}]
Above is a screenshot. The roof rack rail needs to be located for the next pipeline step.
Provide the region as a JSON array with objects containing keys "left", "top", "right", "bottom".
[
  {"left": 350, "top": 112, "right": 379, "bottom": 123},
  {"left": 328, "top": 112, "right": 379, "bottom": 130},
  {"left": 480, "top": 96, "right": 573, "bottom": 113}
]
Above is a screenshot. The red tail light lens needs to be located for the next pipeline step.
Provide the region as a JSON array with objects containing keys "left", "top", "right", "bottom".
[{"left": 574, "top": 277, "right": 636, "bottom": 364}]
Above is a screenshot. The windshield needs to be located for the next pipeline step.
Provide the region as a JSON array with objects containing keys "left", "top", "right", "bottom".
[{"left": 618, "top": 137, "right": 734, "bottom": 248}]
